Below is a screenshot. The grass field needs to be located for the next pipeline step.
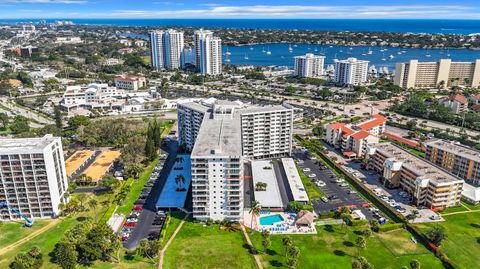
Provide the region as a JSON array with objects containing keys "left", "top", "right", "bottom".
[
  {"left": 115, "top": 157, "right": 160, "bottom": 215},
  {"left": 65, "top": 150, "right": 95, "bottom": 177},
  {"left": 297, "top": 165, "right": 323, "bottom": 200},
  {"left": 415, "top": 211, "right": 480, "bottom": 269},
  {"left": 0, "top": 219, "right": 51, "bottom": 249},
  {"left": 0, "top": 193, "right": 110, "bottom": 268},
  {"left": 84, "top": 150, "right": 121, "bottom": 181},
  {"left": 161, "top": 211, "right": 186, "bottom": 244},
  {"left": 163, "top": 221, "right": 258, "bottom": 269},
  {"left": 250, "top": 225, "right": 443, "bottom": 269}
]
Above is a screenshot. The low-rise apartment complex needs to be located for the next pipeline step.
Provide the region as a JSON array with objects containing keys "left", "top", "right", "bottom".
[
  {"left": 426, "top": 140, "right": 480, "bottom": 185},
  {"left": 438, "top": 94, "right": 469, "bottom": 114},
  {"left": 367, "top": 143, "right": 463, "bottom": 209},
  {"left": 324, "top": 114, "right": 386, "bottom": 158},
  {"left": 114, "top": 75, "right": 146, "bottom": 91},
  {"left": 394, "top": 59, "right": 480, "bottom": 89},
  {"left": 0, "top": 135, "right": 69, "bottom": 221}
]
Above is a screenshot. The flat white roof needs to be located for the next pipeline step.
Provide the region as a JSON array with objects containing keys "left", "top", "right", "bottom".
[
  {"left": 252, "top": 160, "right": 283, "bottom": 208},
  {"left": 462, "top": 183, "right": 480, "bottom": 202},
  {"left": 281, "top": 158, "right": 309, "bottom": 203}
]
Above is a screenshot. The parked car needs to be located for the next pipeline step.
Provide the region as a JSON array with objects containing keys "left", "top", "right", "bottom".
[
  {"left": 302, "top": 168, "right": 311, "bottom": 172},
  {"left": 308, "top": 173, "right": 317, "bottom": 178},
  {"left": 321, "top": 197, "right": 329, "bottom": 203}
]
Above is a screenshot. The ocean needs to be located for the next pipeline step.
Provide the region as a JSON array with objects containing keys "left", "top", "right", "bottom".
[
  {"left": 2, "top": 19, "right": 480, "bottom": 34},
  {"left": 181, "top": 43, "right": 480, "bottom": 70}
]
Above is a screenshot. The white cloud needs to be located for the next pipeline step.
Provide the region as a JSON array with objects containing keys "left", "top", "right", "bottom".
[
  {"left": 6, "top": 0, "right": 86, "bottom": 4},
  {"left": 109, "top": 5, "right": 477, "bottom": 19}
]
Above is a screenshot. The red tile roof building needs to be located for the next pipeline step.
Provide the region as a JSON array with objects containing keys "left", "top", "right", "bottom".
[{"left": 325, "top": 114, "right": 386, "bottom": 158}]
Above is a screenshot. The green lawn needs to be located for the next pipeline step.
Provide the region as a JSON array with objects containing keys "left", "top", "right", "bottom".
[
  {"left": 116, "top": 158, "right": 160, "bottom": 215},
  {"left": 251, "top": 225, "right": 443, "bottom": 269},
  {"left": 161, "top": 211, "right": 186, "bottom": 244},
  {"left": 439, "top": 204, "right": 470, "bottom": 214},
  {"left": 163, "top": 221, "right": 258, "bottom": 269},
  {"left": 0, "top": 193, "right": 110, "bottom": 268},
  {"left": 297, "top": 165, "right": 323, "bottom": 200},
  {"left": 0, "top": 219, "right": 50, "bottom": 249},
  {"left": 415, "top": 211, "right": 480, "bottom": 269}
]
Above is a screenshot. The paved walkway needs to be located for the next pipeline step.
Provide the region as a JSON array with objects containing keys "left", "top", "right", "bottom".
[
  {"left": 158, "top": 214, "right": 188, "bottom": 269},
  {"left": 0, "top": 218, "right": 61, "bottom": 256},
  {"left": 240, "top": 223, "right": 264, "bottom": 269},
  {"left": 440, "top": 209, "right": 480, "bottom": 216}
]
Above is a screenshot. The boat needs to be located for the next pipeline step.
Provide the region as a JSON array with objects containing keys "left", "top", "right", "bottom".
[
  {"left": 224, "top": 58, "right": 231, "bottom": 63},
  {"left": 367, "top": 47, "right": 373, "bottom": 55},
  {"left": 266, "top": 48, "right": 271, "bottom": 55},
  {"left": 288, "top": 44, "right": 293, "bottom": 52},
  {"left": 262, "top": 47, "right": 266, "bottom": 53},
  {"left": 243, "top": 54, "right": 249, "bottom": 60},
  {"left": 381, "top": 53, "right": 386, "bottom": 61},
  {"left": 293, "top": 44, "right": 298, "bottom": 47},
  {"left": 389, "top": 54, "right": 394, "bottom": 59},
  {"left": 314, "top": 47, "right": 318, "bottom": 52},
  {"left": 224, "top": 48, "right": 231, "bottom": 56},
  {"left": 329, "top": 45, "right": 333, "bottom": 48},
  {"left": 249, "top": 46, "right": 254, "bottom": 51},
  {"left": 349, "top": 47, "right": 353, "bottom": 50},
  {"left": 339, "top": 49, "right": 343, "bottom": 52}
]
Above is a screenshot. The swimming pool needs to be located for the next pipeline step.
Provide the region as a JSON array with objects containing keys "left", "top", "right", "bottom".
[{"left": 259, "top": 214, "right": 284, "bottom": 226}]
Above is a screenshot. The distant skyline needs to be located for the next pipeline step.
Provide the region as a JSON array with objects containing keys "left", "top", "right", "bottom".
[{"left": 1, "top": 0, "right": 480, "bottom": 19}]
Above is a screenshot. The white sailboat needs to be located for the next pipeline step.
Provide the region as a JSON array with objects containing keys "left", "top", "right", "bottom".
[
  {"left": 224, "top": 48, "right": 231, "bottom": 56},
  {"left": 249, "top": 46, "right": 254, "bottom": 51},
  {"left": 224, "top": 57, "right": 231, "bottom": 63},
  {"left": 288, "top": 44, "right": 293, "bottom": 52},
  {"left": 266, "top": 47, "right": 271, "bottom": 55},
  {"left": 381, "top": 53, "right": 386, "bottom": 61},
  {"left": 243, "top": 54, "right": 249, "bottom": 60},
  {"left": 367, "top": 47, "right": 373, "bottom": 55},
  {"left": 262, "top": 47, "right": 266, "bottom": 53}
]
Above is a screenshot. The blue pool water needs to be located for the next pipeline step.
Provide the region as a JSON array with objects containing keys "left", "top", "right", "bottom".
[{"left": 259, "top": 214, "right": 284, "bottom": 226}]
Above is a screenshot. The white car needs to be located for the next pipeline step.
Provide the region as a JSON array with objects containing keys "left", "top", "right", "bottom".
[
  {"left": 302, "top": 168, "right": 311, "bottom": 172},
  {"left": 308, "top": 174, "right": 317, "bottom": 178},
  {"left": 316, "top": 182, "right": 326, "bottom": 187}
]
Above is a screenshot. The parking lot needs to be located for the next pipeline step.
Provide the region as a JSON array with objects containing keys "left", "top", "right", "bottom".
[
  {"left": 344, "top": 161, "right": 443, "bottom": 223},
  {"left": 293, "top": 148, "right": 383, "bottom": 222},
  {"left": 123, "top": 140, "right": 179, "bottom": 249}
]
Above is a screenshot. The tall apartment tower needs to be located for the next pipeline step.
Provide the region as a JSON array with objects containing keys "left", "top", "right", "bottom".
[
  {"left": 178, "top": 99, "right": 294, "bottom": 221},
  {"left": 194, "top": 29, "right": 222, "bottom": 75},
  {"left": 334, "top": 58, "right": 369, "bottom": 86},
  {"left": 150, "top": 29, "right": 184, "bottom": 70},
  {"left": 0, "top": 135, "right": 69, "bottom": 221},
  {"left": 394, "top": 59, "right": 480, "bottom": 89},
  {"left": 294, "top": 53, "right": 325, "bottom": 78}
]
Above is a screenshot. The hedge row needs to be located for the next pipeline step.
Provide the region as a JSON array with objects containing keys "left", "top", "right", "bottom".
[{"left": 378, "top": 223, "right": 404, "bottom": 232}]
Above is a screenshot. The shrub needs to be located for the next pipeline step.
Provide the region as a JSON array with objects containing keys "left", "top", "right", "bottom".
[{"left": 377, "top": 223, "right": 404, "bottom": 232}]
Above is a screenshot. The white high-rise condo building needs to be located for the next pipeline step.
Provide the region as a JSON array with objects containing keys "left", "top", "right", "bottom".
[
  {"left": 294, "top": 53, "right": 325, "bottom": 78},
  {"left": 150, "top": 29, "right": 184, "bottom": 70},
  {"left": 194, "top": 29, "right": 222, "bottom": 75},
  {"left": 394, "top": 59, "right": 480, "bottom": 89},
  {"left": 0, "top": 135, "right": 68, "bottom": 221},
  {"left": 334, "top": 58, "right": 369, "bottom": 86},
  {"left": 178, "top": 98, "right": 294, "bottom": 221}
]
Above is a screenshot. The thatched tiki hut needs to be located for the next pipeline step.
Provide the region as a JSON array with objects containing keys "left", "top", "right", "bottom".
[{"left": 295, "top": 210, "right": 314, "bottom": 227}]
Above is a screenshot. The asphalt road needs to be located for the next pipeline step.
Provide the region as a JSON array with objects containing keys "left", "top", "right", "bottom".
[
  {"left": 123, "top": 141, "right": 178, "bottom": 250},
  {"left": 292, "top": 150, "right": 374, "bottom": 220}
]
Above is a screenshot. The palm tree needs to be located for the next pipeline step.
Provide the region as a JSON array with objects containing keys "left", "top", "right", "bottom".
[
  {"left": 355, "top": 236, "right": 367, "bottom": 257},
  {"left": 88, "top": 199, "right": 98, "bottom": 211},
  {"left": 288, "top": 246, "right": 300, "bottom": 259},
  {"left": 411, "top": 209, "right": 420, "bottom": 223},
  {"left": 282, "top": 236, "right": 292, "bottom": 257},
  {"left": 249, "top": 200, "right": 261, "bottom": 233},
  {"left": 410, "top": 259, "right": 421, "bottom": 269}
]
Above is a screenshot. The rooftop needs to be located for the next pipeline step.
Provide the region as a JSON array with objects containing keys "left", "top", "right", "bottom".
[
  {"left": 372, "top": 143, "right": 463, "bottom": 185},
  {"left": 191, "top": 116, "right": 242, "bottom": 157},
  {"left": 252, "top": 160, "right": 284, "bottom": 208},
  {"left": 426, "top": 140, "right": 480, "bottom": 162},
  {"left": 281, "top": 158, "right": 309, "bottom": 203},
  {"left": 156, "top": 154, "right": 191, "bottom": 208},
  {"left": 0, "top": 135, "right": 59, "bottom": 154}
]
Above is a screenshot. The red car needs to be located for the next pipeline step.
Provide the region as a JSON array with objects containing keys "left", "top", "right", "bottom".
[
  {"left": 122, "top": 236, "right": 129, "bottom": 241},
  {"left": 133, "top": 205, "right": 143, "bottom": 211},
  {"left": 124, "top": 222, "right": 137, "bottom": 227}
]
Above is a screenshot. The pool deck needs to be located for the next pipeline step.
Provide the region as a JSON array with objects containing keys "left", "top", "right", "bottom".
[{"left": 243, "top": 211, "right": 317, "bottom": 235}]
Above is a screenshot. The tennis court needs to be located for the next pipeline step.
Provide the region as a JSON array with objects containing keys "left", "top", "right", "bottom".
[{"left": 83, "top": 150, "right": 121, "bottom": 181}]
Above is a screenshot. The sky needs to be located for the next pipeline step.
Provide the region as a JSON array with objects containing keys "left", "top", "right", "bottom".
[{"left": 1, "top": 0, "right": 480, "bottom": 19}]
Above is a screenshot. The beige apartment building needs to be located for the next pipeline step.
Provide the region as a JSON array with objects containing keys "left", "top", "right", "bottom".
[
  {"left": 394, "top": 59, "right": 480, "bottom": 89},
  {"left": 426, "top": 140, "right": 480, "bottom": 186},
  {"left": 367, "top": 143, "right": 463, "bottom": 209}
]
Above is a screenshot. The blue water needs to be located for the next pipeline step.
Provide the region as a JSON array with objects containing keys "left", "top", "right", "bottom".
[
  {"left": 259, "top": 214, "right": 284, "bottom": 226},
  {"left": 182, "top": 43, "right": 480, "bottom": 69},
  {"left": 2, "top": 19, "right": 480, "bottom": 34}
]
